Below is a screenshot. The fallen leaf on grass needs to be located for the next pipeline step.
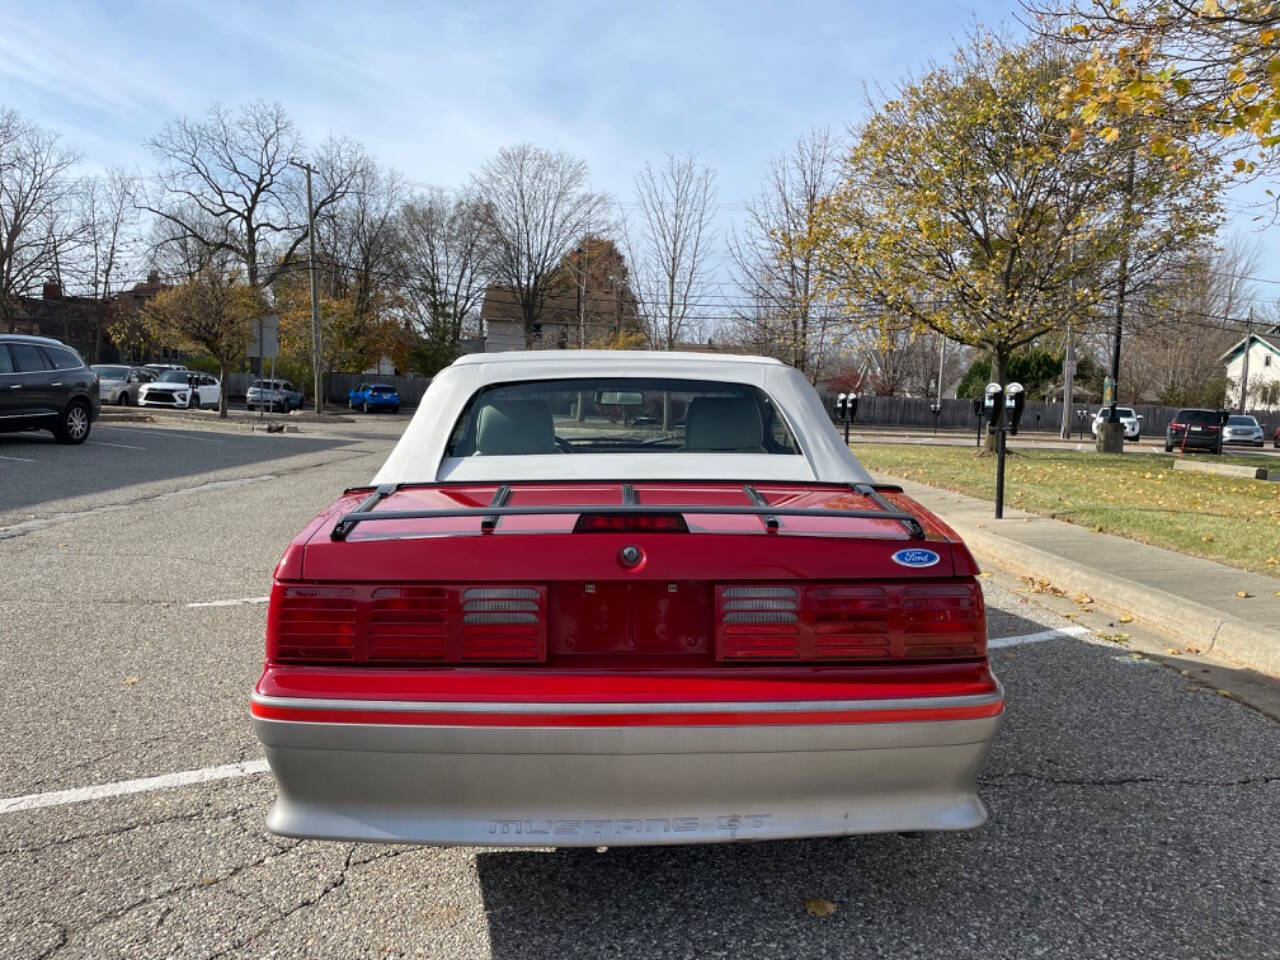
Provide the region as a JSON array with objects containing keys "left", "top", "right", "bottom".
[
  {"left": 1074, "top": 594, "right": 1094, "bottom": 605},
  {"left": 1118, "top": 614, "right": 1134, "bottom": 623},
  {"left": 1236, "top": 591, "right": 1253, "bottom": 599},
  {"left": 122, "top": 676, "right": 140, "bottom": 686},
  {"left": 1185, "top": 647, "right": 1202, "bottom": 655},
  {"left": 804, "top": 898, "right": 838, "bottom": 917}
]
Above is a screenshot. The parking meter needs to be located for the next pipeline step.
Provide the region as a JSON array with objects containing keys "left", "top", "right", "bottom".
[
  {"left": 1005, "top": 382, "right": 1026, "bottom": 435},
  {"left": 835, "top": 393, "right": 846, "bottom": 421},
  {"left": 847, "top": 394, "right": 858, "bottom": 421},
  {"left": 1219, "top": 410, "right": 1230, "bottom": 427},
  {"left": 983, "top": 382, "right": 1005, "bottom": 433}
]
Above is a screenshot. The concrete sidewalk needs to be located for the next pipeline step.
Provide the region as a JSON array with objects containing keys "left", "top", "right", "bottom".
[{"left": 881, "top": 474, "right": 1280, "bottom": 675}]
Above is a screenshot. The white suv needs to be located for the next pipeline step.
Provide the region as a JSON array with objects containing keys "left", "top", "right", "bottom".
[{"left": 1091, "top": 407, "right": 1143, "bottom": 440}]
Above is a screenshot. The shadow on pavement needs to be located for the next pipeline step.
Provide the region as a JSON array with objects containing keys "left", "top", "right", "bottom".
[
  {"left": 0, "top": 426, "right": 357, "bottom": 514},
  {"left": 475, "top": 632, "right": 1278, "bottom": 959}
]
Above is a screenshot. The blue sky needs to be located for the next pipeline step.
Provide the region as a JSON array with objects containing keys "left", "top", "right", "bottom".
[{"left": 3, "top": 0, "right": 1277, "bottom": 294}]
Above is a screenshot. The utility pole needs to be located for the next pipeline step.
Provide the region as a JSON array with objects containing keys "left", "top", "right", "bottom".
[
  {"left": 1239, "top": 307, "right": 1253, "bottom": 413},
  {"left": 1061, "top": 239, "right": 1075, "bottom": 439},
  {"left": 1099, "top": 148, "right": 1136, "bottom": 453},
  {"left": 290, "top": 158, "right": 323, "bottom": 415},
  {"left": 936, "top": 335, "right": 947, "bottom": 405}
]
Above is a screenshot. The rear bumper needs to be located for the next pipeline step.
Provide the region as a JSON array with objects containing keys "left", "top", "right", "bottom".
[{"left": 251, "top": 682, "right": 1003, "bottom": 847}]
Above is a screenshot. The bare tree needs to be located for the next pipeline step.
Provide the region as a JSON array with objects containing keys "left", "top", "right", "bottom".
[
  {"left": 145, "top": 101, "right": 365, "bottom": 289},
  {"left": 316, "top": 160, "right": 404, "bottom": 332},
  {"left": 626, "top": 154, "right": 717, "bottom": 350},
  {"left": 0, "top": 109, "right": 80, "bottom": 332},
  {"left": 472, "top": 144, "right": 608, "bottom": 348},
  {"left": 146, "top": 201, "right": 233, "bottom": 281},
  {"left": 399, "top": 188, "right": 490, "bottom": 354},
  {"left": 1115, "top": 234, "right": 1258, "bottom": 406},
  {"left": 727, "top": 127, "right": 844, "bottom": 381},
  {"left": 75, "top": 170, "right": 140, "bottom": 360}
]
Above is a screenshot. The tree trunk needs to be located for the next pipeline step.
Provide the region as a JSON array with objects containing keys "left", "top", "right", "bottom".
[{"left": 218, "top": 361, "right": 228, "bottom": 419}]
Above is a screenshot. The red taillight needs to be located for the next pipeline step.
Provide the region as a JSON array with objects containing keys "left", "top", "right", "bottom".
[
  {"left": 714, "top": 581, "right": 985, "bottom": 662},
  {"left": 266, "top": 585, "right": 357, "bottom": 662},
  {"left": 573, "top": 513, "right": 689, "bottom": 533},
  {"left": 266, "top": 583, "right": 547, "bottom": 664},
  {"left": 1170, "top": 422, "right": 1185, "bottom": 430}
]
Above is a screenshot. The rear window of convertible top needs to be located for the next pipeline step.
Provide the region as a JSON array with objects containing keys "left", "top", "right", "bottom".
[{"left": 445, "top": 377, "right": 801, "bottom": 456}]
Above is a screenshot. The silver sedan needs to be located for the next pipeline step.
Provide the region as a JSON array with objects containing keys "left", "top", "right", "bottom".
[
  {"left": 1223, "top": 415, "right": 1265, "bottom": 446},
  {"left": 90, "top": 365, "right": 155, "bottom": 406}
]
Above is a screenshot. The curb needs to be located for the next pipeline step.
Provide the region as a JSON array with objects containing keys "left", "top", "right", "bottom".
[{"left": 955, "top": 522, "right": 1280, "bottom": 676}]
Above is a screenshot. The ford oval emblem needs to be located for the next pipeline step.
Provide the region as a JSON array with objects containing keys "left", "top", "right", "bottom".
[{"left": 892, "top": 548, "right": 940, "bottom": 568}]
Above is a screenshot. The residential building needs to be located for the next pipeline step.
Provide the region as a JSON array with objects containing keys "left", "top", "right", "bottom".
[
  {"left": 480, "top": 283, "right": 641, "bottom": 352},
  {"left": 1220, "top": 324, "right": 1280, "bottom": 410}
]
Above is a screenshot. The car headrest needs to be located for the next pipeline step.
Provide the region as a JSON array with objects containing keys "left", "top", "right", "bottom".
[
  {"left": 683, "top": 396, "right": 765, "bottom": 452},
  {"left": 475, "top": 398, "right": 556, "bottom": 455}
]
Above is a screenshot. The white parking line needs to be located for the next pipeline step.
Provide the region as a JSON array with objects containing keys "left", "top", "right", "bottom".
[
  {"left": 98, "top": 426, "right": 223, "bottom": 443},
  {"left": 0, "top": 759, "right": 270, "bottom": 815},
  {"left": 988, "top": 625, "right": 1091, "bottom": 649},
  {"left": 186, "top": 596, "right": 270, "bottom": 608},
  {"left": 0, "top": 454, "right": 36, "bottom": 462},
  {"left": 88, "top": 440, "right": 146, "bottom": 450}
]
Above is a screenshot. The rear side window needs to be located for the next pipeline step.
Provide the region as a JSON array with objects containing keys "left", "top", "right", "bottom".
[
  {"left": 0, "top": 346, "right": 13, "bottom": 374},
  {"left": 9, "top": 343, "right": 49, "bottom": 372},
  {"left": 42, "top": 346, "right": 84, "bottom": 370}
]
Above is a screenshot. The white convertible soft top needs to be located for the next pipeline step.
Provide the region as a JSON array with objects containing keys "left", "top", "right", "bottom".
[{"left": 370, "top": 351, "right": 873, "bottom": 485}]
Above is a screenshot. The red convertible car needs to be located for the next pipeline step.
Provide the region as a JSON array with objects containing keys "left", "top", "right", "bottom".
[{"left": 252, "top": 352, "right": 1002, "bottom": 846}]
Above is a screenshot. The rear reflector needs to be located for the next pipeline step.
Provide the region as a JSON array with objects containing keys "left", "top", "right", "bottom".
[
  {"left": 573, "top": 513, "right": 689, "bottom": 533},
  {"left": 715, "top": 581, "right": 985, "bottom": 662}
]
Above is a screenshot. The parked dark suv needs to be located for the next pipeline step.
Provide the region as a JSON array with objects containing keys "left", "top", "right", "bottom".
[
  {"left": 0, "top": 334, "right": 101, "bottom": 444},
  {"left": 1165, "top": 408, "right": 1226, "bottom": 454}
]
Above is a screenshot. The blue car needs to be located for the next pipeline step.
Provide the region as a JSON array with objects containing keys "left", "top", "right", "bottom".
[{"left": 348, "top": 382, "right": 400, "bottom": 413}]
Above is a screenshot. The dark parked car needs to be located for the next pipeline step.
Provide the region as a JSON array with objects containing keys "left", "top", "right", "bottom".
[
  {"left": 0, "top": 334, "right": 101, "bottom": 444},
  {"left": 1165, "top": 408, "right": 1226, "bottom": 454}
]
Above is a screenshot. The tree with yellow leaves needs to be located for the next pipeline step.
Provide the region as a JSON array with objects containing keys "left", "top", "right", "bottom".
[
  {"left": 138, "top": 268, "right": 265, "bottom": 418},
  {"left": 810, "top": 30, "right": 1220, "bottom": 405},
  {"left": 1031, "top": 1, "right": 1280, "bottom": 186}
]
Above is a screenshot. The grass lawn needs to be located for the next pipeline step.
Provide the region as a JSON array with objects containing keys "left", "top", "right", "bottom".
[{"left": 854, "top": 443, "right": 1280, "bottom": 578}]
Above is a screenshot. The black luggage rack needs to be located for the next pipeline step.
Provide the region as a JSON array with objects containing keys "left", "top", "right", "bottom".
[{"left": 330, "top": 481, "right": 926, "bottom": 541}]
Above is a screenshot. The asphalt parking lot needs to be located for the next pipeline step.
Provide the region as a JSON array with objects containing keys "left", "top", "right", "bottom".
[{"left": 1, "top": 417, "right": 1277, "bottom": 959}]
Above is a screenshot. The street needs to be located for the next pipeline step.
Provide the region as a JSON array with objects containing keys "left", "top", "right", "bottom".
[{"left": 1, "top": 418, "right": 1277, "bottom": 960}]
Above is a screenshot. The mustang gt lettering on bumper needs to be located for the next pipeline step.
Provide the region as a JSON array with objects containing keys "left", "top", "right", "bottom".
[{"left": 251, "top": 667, "right": 1003, "bottom": 847}]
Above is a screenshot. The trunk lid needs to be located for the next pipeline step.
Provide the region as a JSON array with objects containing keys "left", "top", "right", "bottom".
[{"left": 299, "top": 481, "right": 959, "bottom": 582}]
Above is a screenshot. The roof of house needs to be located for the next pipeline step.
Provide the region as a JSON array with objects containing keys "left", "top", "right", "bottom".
[{"left": 1219, "top": 333, "right": 1280, "bottom": 364}]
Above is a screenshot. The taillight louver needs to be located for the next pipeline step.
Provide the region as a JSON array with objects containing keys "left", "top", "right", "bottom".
[
  {"left": 902, "top": 585, "right": 982, "bottom": 659},
  {"left": 369, "top": 587, "right": 448, "bottom": 661},
  {"left": 269, "top": 583, "right": 547, "bottom": 665},
  {"left": 274, "top": 586, "right": 357, "bottom": 662},
  {"left": 461, "top": 586, "right": 546, "bottom": 660},
  {"left": 715, "top": 581, "right": 985, "bottom": 662},
  {"left": 717, "top": 586, "right": 800, "bottom": 659}
]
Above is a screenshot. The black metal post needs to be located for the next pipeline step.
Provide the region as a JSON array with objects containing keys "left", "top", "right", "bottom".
[{"left": 994, "top": 429, "right": 1007, "bottom": 519}]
